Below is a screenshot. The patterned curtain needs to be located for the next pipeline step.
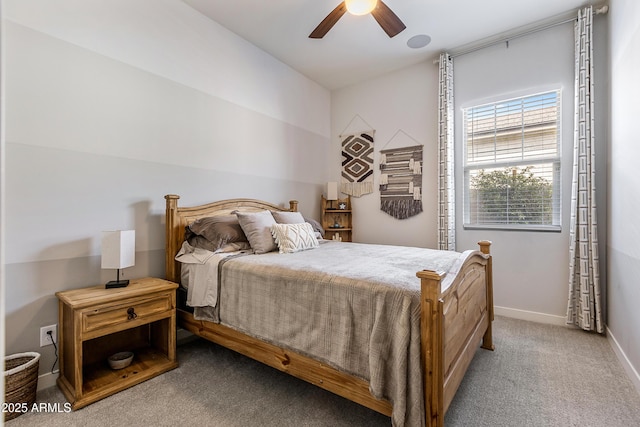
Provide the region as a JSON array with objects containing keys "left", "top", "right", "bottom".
[
  {"left": 437, "top": 53, "right": 455, "bottom": 251},
  {"left": 567, "top": 6, "right": 603, "bottom": 333}
]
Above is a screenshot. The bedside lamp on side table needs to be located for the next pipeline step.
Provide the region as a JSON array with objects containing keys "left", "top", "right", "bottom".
[
  {"left": 101, "top": 230, "right": 135, "bottom": 288},
  {"left": 326, "top": 181, "right": 338, "bottom": 209}
]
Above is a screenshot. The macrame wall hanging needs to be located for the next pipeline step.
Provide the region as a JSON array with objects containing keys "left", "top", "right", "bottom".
[
  {"left": 379, "top": 132, "right": 423, "bottom": 219},
  {"left": 340, "top": 115, "right": 375, "bottom": 197}
]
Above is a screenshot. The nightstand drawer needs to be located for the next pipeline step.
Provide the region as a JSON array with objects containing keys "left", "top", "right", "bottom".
[{"left": 82, "top": 292, "right": 173, "bottom": 334}]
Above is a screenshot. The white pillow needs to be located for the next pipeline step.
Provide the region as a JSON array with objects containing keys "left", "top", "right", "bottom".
[
  {"left": 236, "top": 210, "right": 277, "bottom": 254},
  {"left": 270, "top": 223, "right": 319, "bottom": 254}
]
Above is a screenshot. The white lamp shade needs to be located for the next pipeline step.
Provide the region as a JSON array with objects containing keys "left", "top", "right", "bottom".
[
  {"left": 101, "top": 230, "right": 135, "bottom": 269},
  {"left": 327, "top": 182, "right": 338, "bottom": 201}
]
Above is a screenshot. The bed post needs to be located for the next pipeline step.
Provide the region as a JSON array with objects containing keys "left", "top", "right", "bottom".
[
  {"left": 416, "top": 269, "right": 445, "bottom": 427},
  {"left": 165, "top": 194, "right": 180, "bottom": 283},
  {"left": 289, "top": 200, "right": 299, "bottom": 212},
  {"left": 478, "top": 240, "right": 495, "bottom": 351}
]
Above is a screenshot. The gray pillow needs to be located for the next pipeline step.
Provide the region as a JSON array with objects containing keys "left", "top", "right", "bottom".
[
  {"left": 271, "top": 211, "right": 325, "bottom": 238},
  {"left": 304, "top": 217, "right": 325, "bottom": 238},
  {"left": 235, "top": 210, "right": 277, "bottom": 254},
  {"left": 271, "top": 211, "right": 305, "bottom": 224},
  {"left": 186, "top": 215, "right": 248, "bottom": 252}
]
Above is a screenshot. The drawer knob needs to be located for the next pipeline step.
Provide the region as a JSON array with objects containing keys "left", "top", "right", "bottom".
[{"left": 127, "top": 308, "right": 137, "bottom": 320}]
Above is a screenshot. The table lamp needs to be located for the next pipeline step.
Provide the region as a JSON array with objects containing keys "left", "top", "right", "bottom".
[
  {"left": 101, "top": 230, "right": 135, "bottom": 288},
  {"left": 327, "top": 182, "right": 338, "bottom": 209}
]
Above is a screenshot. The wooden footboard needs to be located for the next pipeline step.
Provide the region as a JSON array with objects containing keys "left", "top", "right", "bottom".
[
  {"left": 178, "top": 309, "right": 394, "bottom": 415},
  {"left": 418, "top": 242, "right": 493, "bottom": 426},
  {"left": 165, "top": 195, "right": 494, "bottom": 427}
]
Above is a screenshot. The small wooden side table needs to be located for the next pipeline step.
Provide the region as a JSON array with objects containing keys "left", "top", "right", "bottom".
[{"left": 56, "top": 277, "right": 178, "bottom": 410}]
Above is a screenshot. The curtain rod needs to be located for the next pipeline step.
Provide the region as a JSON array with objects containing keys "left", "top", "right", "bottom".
[{"left": 435, "top": 4, "right": 609, "bottom": 61}]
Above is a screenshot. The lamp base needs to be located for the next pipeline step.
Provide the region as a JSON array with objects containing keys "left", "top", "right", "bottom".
[{"left": 105, "top": 279, "right": 130, "bottom": 289}]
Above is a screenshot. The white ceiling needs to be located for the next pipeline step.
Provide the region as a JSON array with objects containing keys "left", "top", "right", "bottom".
[{"left": 182, "top": 0, "right": 591, "bottom": 90}]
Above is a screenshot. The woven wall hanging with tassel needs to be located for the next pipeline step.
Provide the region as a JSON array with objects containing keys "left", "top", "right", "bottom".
[
  {"left": 341, "top": 132, "right": 375, "bottom": 197},
  {"left": 379, "top": 144, "right": 423, "bottom": 219}
]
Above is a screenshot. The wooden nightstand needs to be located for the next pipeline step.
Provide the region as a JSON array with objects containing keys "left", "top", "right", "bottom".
[{"left": 56, "top": 277, "right": 178, "bottom": 410}]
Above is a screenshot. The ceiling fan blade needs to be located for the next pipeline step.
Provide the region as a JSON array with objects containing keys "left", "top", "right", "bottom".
[
  {"left": 371, "top": 0, "right": 406, "bottom": 38},
  {"left": 309, "top": 2, "right": 348, "bottom": 39}
]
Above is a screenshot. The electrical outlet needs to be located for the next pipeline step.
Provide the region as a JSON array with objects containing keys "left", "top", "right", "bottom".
[{"left": 40, "top": 324, "right": 57, "bottom": 347}]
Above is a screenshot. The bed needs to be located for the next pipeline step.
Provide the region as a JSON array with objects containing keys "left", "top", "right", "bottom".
[{"left": 164, "top": 194, "right": 494, "bottom": 427}]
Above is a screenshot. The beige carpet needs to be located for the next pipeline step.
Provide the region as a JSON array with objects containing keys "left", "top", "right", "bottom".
[{"left": 7, "top": 316, "right": 640, "bottom": 426}]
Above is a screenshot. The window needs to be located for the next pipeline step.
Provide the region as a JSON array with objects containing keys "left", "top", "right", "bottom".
[{"left": 463, "top": 90, "right": 561, "bottom": 230}]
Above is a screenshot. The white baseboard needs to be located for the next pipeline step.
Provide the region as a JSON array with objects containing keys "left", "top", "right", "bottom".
[
  {"left": 37, "top": 370, "right": 59, "bottom": 391},
  {"left": 606, "top": 327, "right": 640, "bottom": 395},
  {"left": 495, "top": 306, "right": 568, "bottom": 326}
]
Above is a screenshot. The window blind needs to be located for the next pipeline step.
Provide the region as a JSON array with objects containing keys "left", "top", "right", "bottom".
[{"left": 463, "top": 90, "right": 561, "bottom": 229}]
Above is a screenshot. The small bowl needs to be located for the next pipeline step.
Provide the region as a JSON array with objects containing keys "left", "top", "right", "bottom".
[{"left": 108, "top": 351, "right": 134, "bottom": 370}]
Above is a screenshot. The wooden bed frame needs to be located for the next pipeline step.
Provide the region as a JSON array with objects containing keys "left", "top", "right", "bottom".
[{"left": 164, "top": 194, "right": 494, "bottom": 427}]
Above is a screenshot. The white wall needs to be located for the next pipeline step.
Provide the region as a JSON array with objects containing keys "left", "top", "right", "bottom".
[
  {"left": 454, "top": 21, "right": 608, "bottom": 322},
  {"left": 5, "top": 0, "right": 329, "bottom": 138},
  {"left": 2, "top": 0, "right": 330, "bottom": 378},
  {"left": 331, "top": 18, "right": 609, "bottom": 324},
  {"left": 454, "top": 25, "right": 574, "bottom": 321},
  {"left": 330, "top": 61, "right": 439, "bottom": 248},
  {"left": 608, "top": 0, "right": 640, "bottom": 383}
]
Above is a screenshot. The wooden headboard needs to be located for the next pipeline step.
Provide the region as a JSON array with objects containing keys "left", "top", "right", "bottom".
[{"left": 164, "top": 194, "right": 299, "bottom": 283}]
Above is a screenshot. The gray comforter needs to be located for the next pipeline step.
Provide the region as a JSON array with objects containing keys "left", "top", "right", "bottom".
[{"left": 187, "top": 240, "right": 460, "bottom": 427}]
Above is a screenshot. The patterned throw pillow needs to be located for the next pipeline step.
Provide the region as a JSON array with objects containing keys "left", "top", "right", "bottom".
[{"left": 270, "top": 223, "right": 319, "bottom": 254}]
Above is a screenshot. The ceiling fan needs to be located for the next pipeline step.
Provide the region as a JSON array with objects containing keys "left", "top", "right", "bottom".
[{"left": 309, "top": 0, "right": 406, "bottom": 39}]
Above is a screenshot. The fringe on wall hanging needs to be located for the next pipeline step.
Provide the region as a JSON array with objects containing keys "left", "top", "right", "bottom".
[
  {"left": 379, "top": 144, "right": 423, "bottom": 219},
  {"left": 341, "top": 131, "right": 375, "bottom": 197}
]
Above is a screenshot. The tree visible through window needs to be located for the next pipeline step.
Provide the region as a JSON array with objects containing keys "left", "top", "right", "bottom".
[{"left": 463, "top": 91, "right": 561, "bottom": 230}]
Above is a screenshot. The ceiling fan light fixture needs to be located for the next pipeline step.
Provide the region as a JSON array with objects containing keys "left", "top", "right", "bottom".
[{"left": 345, "top": 0, "right": 378, "bottom": 16}]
